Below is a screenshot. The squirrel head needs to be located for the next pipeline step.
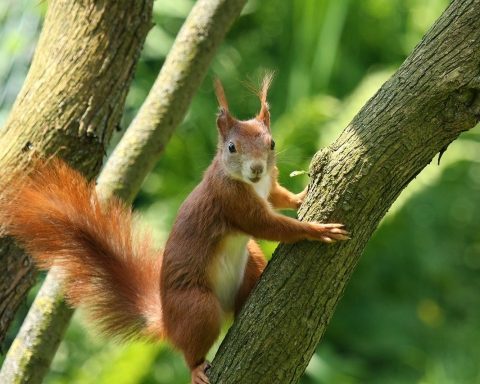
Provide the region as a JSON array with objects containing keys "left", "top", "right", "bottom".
[{"left": 214, "top": 74, "right": 275, "bottom": 185}]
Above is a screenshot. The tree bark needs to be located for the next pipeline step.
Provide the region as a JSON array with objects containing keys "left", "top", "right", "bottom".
[
  {"left": 0, "top": 270, "right": 71, "bottom": 384},
  {"left": 0, "top": 1, "right": 247, "bottom": 383},
  {"left": 97, "top": 0, "right": 247, "bottom": 202},
  {"left": 0, "top": 0, "right": 153, "bottom": 344},
  {"left": 209, "top": 0, "right": 480, "bottom": 382}
]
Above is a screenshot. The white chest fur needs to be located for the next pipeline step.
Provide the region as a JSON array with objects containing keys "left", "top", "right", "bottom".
[
  {"left": 251, "top": 174, "right": 271, "bottom": 200},
  {"left": 209, "top": 174, "right": 271, "bottom": 312},
  {"left": 210, "top": 234, "right": 249, "bottom": 311}
]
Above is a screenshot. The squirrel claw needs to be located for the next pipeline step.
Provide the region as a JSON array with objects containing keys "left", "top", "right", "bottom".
[
  {"left": 308, "top": 222, "right": 350, "bottom": 243},
  {"left": 320, "top": 223, "right": 345, "bottom": 228},
  {"left": 191, "top": 361, "right": 211, "bottom": 384},
  {"left": 320, "top": 236, "right": 335, "bottom": 243}
]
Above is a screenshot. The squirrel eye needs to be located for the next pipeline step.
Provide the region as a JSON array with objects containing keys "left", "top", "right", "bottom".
[
  {"left": 270, "top": 139, "right": 276, "bottom": 150},
  {"left": 228, "top": 142, "right": 236, "bottom": 153}
]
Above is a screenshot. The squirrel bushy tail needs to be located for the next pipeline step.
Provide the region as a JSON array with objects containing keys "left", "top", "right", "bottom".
[{"left": 0, "top": 159, "right": 163, "bottom": 341}]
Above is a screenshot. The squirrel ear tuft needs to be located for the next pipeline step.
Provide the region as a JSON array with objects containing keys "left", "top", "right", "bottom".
[
  {"left": 214, "top": 78, "right": 229, "bottom": 112},
  {"left": 257, "top": 71, "right": 274, "bottom": 128},
  {"left": 214, "top": 78, "right": 235, "bottom": 137}
]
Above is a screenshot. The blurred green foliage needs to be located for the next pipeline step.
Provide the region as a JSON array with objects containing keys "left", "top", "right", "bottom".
[{"left": 2, "top": 0, "right": 480, "bottom": 383}]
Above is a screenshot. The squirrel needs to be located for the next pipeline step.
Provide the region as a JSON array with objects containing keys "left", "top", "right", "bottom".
[{"left": 0, "top": 75, "right": 349, "bottom": 384}]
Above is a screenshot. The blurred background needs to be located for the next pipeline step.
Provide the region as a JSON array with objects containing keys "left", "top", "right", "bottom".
[{"left": 1, "top": 0, "right": 480, "bottom": 383}]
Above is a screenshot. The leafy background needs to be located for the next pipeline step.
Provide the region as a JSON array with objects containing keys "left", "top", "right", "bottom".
[{"left": 1, "top": 0, "right": 480, "bottom": 383}]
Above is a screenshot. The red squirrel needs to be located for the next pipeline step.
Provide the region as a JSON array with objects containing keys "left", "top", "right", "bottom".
[{"left": 0, "top": 75, "right": 348, "bottom": 384}]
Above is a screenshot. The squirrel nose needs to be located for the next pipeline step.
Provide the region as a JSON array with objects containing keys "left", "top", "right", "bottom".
[{"left": 250, "top": 163, "right": 264, "bottom": 175}]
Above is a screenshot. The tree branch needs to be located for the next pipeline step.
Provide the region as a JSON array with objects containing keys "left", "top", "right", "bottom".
[
  {"left": 96, "top": 0, "right": 247, "bottom": 203},
  {"left": 0, "top": 0, "right": 153, "bottom": 344},
  {"left": 0, "top": 0, "right": 246, "bottom": 382},
  {"left": 209, "top": 0, "right": 480, "bottom": 382}
]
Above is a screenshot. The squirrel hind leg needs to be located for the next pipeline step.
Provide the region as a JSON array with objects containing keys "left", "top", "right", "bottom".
[
  {"left": 233, "top": 239, "right": 267, "bottom": 317},
  {"left": 162, "top": 288, "right": 221, "bottom": 377}
]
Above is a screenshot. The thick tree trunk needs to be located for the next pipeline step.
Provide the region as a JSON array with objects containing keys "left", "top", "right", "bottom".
[
  {"left": 0, "top": 0, "right": 153, "bottom": 343},
  {"left": 209, "top": 0, "right": 480, "bottom": 382},
  {"left": 0, "top": 1, "right": 247, "bottom": 383}
]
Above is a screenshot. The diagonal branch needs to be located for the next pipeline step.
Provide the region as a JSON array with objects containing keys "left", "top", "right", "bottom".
[
  {"left": 0, "top": 0, "right": 247, "bottom": 383},
  {"left": 209, "top": 0, "right": 480, "bottom": 382},
  {"left": 96, "top": 0, "right": 248, "bottom": 203}
]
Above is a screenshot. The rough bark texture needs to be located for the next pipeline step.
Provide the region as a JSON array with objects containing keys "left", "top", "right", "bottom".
[
  {"left": 97, "top": 0, "right": 247, "bottom": 202},
  {"left": 0, "top": 1, "right": 247, "bottom": 382},
  {"left": 0, "top": 270, "right": 71, "bottom": 384},
  {"left": 0, "top": 0, "right": 153, "bottom": 357},
  {"left": 209, "top": 1, "right": 480, "bottom": 382}
]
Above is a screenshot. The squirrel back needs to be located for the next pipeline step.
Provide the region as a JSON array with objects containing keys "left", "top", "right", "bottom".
[{"left": 0, "top": 159, "right": 163, "bottom": 341}]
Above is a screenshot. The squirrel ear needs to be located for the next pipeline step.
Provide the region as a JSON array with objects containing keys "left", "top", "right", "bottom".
[
  {"left": 216, "top": 108, "right": 235, "bottom": 138},
  {"left": 214, "top": 78, "right": 235, "bottom": 137},
  {"left": 257, "top": 72, "right": 274, "bottom": 128}
]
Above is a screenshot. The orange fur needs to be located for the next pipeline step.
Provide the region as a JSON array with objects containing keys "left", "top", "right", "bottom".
[
  {"left": 0, "top": 160, "right": 163, "bottom": 341},
  {"left": 257, "top": 71, "right": 274, "bottom": 127},
  {"left": 214, "top": 78, "right": 229, "bottom": 112},
  {"left": 0, "top": 76, "right": 347, "bottom": 384},
  {"left": 268, "top": 166, "right": 306, "bottom": 210},
  {"left": 234, "top": 240, "right": 267, "bottom": 316}
]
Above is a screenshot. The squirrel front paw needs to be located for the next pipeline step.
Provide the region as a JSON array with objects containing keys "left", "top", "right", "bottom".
[
  {"left": 294, "top": 187, "right": 308, "bottom": 210},
  {"left": 306, "top": 222, "right": 350, "bottom": 243}
]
